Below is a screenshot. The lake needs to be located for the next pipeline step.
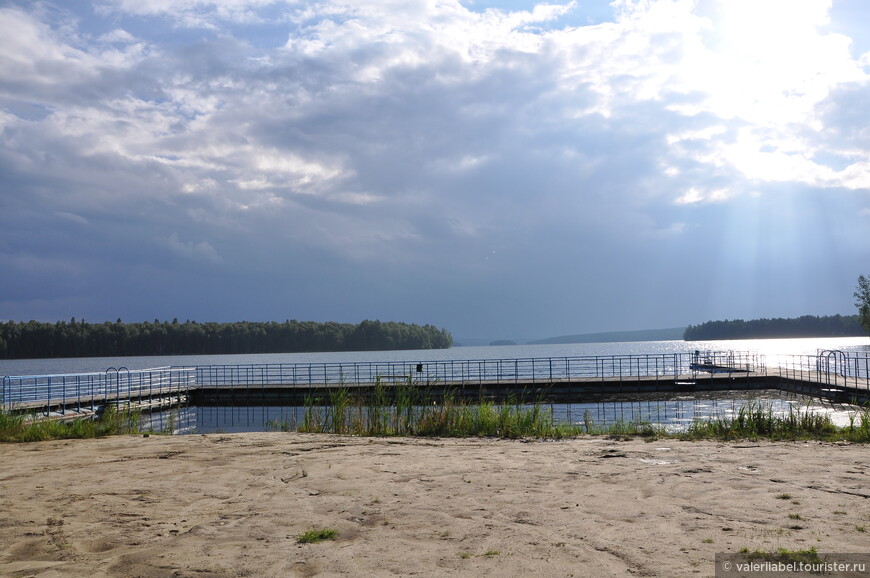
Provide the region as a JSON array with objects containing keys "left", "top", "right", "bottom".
[{"left": 2, "top": 336, "right": 869, "bottom": 377}]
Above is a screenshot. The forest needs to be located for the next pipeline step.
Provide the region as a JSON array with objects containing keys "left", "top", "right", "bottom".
[
  {"left": 682, "top": 314, "right": 866, "bottom": 341},
  {"left": 0, "top": 319, "right": 453, "bottom": 360}
]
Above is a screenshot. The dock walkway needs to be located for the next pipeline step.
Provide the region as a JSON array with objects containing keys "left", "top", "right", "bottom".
[{"left": 3, "top": 350, "right": 868, "bottom": 417}]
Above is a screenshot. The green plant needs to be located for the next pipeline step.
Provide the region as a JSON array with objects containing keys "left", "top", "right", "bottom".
[
  {"left": 266, "top": 416, "right": 293, "bottom": 432},
  {"left": 290, "top": 389, "right": 870, "bottom": 442},
  {"left": 677, "top": 401, "right": 867, "bottom": 442},
  {"left": 742, "top": 547, "right": 822, "bottom": 565},
  {"left": 297, "top": 528, "right": 337, "bottom": 544},
  {"left": 0, "top": 404, "right": 140, "bottom": 443}
]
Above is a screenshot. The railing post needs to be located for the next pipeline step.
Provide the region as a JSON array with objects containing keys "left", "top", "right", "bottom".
[{"left": 61, "top": 375, "right": 67, "bottom": 415}]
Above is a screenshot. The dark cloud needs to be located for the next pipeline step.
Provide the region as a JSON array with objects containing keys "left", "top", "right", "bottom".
[{"left": 1, "top": 0, "right": 869, "bottom": 339}]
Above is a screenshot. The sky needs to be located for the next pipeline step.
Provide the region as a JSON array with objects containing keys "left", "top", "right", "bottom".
[{"left": 1, "top": 0, "right": 869, "bottom": 342}]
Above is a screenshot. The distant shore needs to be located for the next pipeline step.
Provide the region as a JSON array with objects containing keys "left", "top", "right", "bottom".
[{"left": 2, "top": 433, "right": 868, "bottom": 577}]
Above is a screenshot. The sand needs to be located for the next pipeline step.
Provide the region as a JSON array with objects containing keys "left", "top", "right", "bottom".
[{"left": 0, "top": 433, "right": 868, "bottom": 577}]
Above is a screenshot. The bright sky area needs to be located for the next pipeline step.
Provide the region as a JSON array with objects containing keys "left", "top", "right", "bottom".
[{"left": 1, "top": 0, "right": 869, "bottom": 341}]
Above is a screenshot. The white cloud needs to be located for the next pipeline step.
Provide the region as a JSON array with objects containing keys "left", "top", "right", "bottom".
[
  {"left": 674, "top": 186, "right": 732, "bottom": 205},
  {"left": 98, "top": 28, "right": 137, "bottom": 44},
  {"left": 0, "top": 7, "right": 93, "bottom": 85}
]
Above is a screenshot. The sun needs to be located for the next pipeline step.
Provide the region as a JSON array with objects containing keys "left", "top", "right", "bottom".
[{"left": 694, "top": 0, "right": 834, "bottom": 122}]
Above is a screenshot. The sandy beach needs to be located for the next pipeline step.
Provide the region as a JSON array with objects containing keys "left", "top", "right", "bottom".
[{"left": 1, "top": 433, "right": 868, "bottom": 577}]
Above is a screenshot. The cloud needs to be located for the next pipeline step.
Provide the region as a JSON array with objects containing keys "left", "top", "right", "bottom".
[
  {"left": 95, "top": 0, "right": 287, "bottom": 28},
  {"left": 98, "top": 28, "right": 137, "bottom": 44},
  {"left": 1, "top": 0, "right": 869, "bottom": 336},
  {"left": 166, "top": 232, "right": 223, "bottom": 263},
  {"left": 54, "top": 211, "right": 90, "bottom": 225},
  {"left": 674, "top": 187, "right": 732, "bottom": 205}
]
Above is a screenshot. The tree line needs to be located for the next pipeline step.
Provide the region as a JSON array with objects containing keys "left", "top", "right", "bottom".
[
  {"left": 0, "top": 319, "right": 453, "bottom": 359},
  {"left": 682, "top": 314, "right": 865, "bottom": 341}
]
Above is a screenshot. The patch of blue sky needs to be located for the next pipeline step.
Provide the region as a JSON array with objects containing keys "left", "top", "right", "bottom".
[{"left": 461, "top": 0, "right": 616, "bottom": 28}]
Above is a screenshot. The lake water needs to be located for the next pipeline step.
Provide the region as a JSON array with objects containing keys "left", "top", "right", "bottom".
[{"left": 3, "top": 336, "right": 869, "bottom": 376}]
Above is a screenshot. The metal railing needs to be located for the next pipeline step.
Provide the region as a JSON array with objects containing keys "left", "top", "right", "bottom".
[
  {"left": 192, "top": 351, "right": 765, "bottom": 389},
  {"left": 8, "top": 349, "right": 847, "bottom": 414},
  {"left": 1, "top": 366, "right": 196, "bottom": 413},
  {"left": 772, "top": 351, "right": 870, "bottom": 390}
]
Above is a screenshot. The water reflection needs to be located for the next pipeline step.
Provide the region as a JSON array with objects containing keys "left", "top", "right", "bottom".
[{"left": 141, "top": 390, "right": 860, "bottom": 435}]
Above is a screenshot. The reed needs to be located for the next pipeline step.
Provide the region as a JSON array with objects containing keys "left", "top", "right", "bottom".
[
  {"left": 678, "top": 401, "right": 868, "bottom": 442},
  {"left": 297, "top": 382, "right": 578, "bottom": 438},
  {"left": 296, "top": 387, "right": 870, "bottom": 442},
  {"left": 0, "top": 404, "right": 140, "bottom": 442},
  {"left": 5, "top": 392, "right": 868, "bottom": 443}
]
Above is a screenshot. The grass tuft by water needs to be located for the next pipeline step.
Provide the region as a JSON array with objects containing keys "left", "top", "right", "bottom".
[
  {"left": 677, "top": 401, "right": 870, "bottom": 442},
  {"left": 0, "top": 404, "right": 141, "bottom": 443},
  {"left": 297, "top": 381, "right": 576, "bottom": 439},
  {"left": 4, "top": 390, "right": 869, "bottom": 444},
  {"left": 294, "top": 385, "right": 870, "bottom": 442}
]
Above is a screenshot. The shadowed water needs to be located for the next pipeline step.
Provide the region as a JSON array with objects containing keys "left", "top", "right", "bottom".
[{"left": 141, "top": 390, "right": 861, "bottom": 435}]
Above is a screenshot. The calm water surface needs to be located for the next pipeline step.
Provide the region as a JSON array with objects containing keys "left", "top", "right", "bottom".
[{"left": 3, "top": 336, "right": 869, "bottom": 376}]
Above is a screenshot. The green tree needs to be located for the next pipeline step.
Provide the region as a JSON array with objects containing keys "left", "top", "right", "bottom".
[{"left": 856, "top": 274, "right": 870, "bottom": 335}]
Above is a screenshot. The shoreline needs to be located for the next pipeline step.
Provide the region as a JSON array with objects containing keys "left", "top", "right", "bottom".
[{"left": 1, "top": 433, "right": 868, "bottom": 576}]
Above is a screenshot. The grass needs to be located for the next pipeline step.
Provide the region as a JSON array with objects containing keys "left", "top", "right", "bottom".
[
  {"left": 677, "top": 401, "right": 870, "bottom": 443},
  {"left": 297, "top": 528, "right": 337, "bottom": 544},
  {"left": 4, "top": 387, "right": 869, "bottom": 444},
  {"left": 295, "top": 383, "right": 870, "bottom": 442},
  {"left": 739, "top": 547, "right": 823, "bottom": 565},
  {"left": 298, "top": 381, "right": 582, "bottom": 439},
  {"left": 0, "top": 405, "right": 140, "bottom": 442}
]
